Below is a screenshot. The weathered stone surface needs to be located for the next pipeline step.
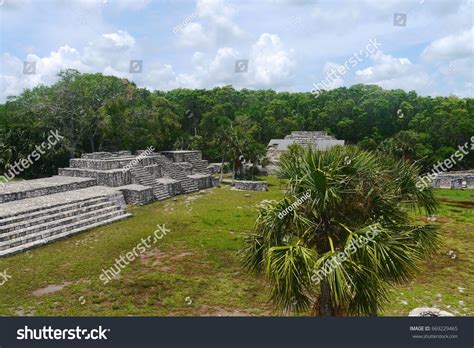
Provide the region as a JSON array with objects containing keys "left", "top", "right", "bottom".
[
  {"left": 118, "top": 185, "right": 155, "bottom": 205},
  {"left": 188, "top": 174, "right": 214, "bottom": 190},
  {"left": 234, "top": 180, "right": 268, "bottom": 191},
  {"left": 0, "top": 186, "right": 132, "bottom": 257},
  {"left": 408, "top": 307, "right": 454, "bottom": 317},
  {"left": 431, "top": 171, "right": 474, "bottom": 189},
  {"left": 0, "top": 176, "right": 96, "bottom": 203},
  {"left": 0, "top": 149, "right": 218, "bottom": 256},
  {"left": 266, "top": 131, "right": 344, "bottom": 174}
]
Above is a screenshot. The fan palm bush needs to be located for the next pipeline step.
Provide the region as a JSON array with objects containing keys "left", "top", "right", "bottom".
[{"left": 241, "top": 145, "right": 439, "bottom": 316}]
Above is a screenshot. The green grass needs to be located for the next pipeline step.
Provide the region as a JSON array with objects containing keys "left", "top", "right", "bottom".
[
  {"left": 0, "top": 180, "right": 472, "bottom": 316},
  {"left": 382, "top": 189, "right": 473, "bottom": 316}
]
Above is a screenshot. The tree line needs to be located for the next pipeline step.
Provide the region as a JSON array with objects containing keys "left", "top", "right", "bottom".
[{"left": 0, "top": 69, "right": 473, "bottom": 179}]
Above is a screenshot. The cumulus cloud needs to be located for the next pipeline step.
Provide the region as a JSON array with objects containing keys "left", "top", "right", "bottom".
[
  {"left": 249, "top": 33, "right": 295, "bottom": 87},
  {"left": 421, "top": 27, "right": 473, "bottom": 62},
  {"left": 83, "top": 30, "right": 136, "bottom": 71},
  {"left": 176, "top": 33, "right": 296, "bottom": 89},
  {"left": 0, "top": 46, "right": 89, "bottom": 101},
  {"left": 355, "top": 51, "right": 432, "bottom": 93},
  {"left": 0, "top": 30, "right": 175, "bottom": 101},
  {"left": 176, "top": 0, "right": 244, "bottom": 48},
  {"left": 0, "top": 0, "right": 471, "bottom": 101}
]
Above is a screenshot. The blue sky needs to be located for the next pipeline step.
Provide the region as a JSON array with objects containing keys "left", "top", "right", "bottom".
[{"left": 0, "top": 0, "right": 472, "bottom": 102}]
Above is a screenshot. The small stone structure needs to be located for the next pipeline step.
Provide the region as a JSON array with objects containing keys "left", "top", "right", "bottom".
[
  {"left": 266, "top": 131, "right": 344, "bottom": 174},
  {"left": 234, "top": 180, "right": 268, "bottom": 191},
  {"left": 431, "top": 171, "right": 474, "bottom": 189},
  {"left": 0, "top": 150, "right": 216, "bottom": 257}
]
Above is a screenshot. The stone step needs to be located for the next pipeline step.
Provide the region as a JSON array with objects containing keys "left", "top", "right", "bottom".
[
  {"left": 0, "top": 212, "right": 132, "bottom": 258},
  {"left": 0, "top": 208, "right": 129, "bottom": 251},
  {"left": 153, "top": 187, "right": 171, "bottom": 200},
  {"left": 0, "top": 205, "right": 122, "bottom": 243},
  {"left": 0, "top": 200, "right": 115, "bottom": 235},
  {"left": 0, "top": 196, "right": 110, "bottom": 226}
]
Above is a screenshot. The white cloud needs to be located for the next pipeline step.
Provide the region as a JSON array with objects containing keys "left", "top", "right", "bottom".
[
  {"left": 452, "top": 82, "right": 473, "bottom": 98},
  {"left": 75, "top": 0, "right": 150, "bottom": 11},
  {"left": 355, "top": 51, "right": 432, "bottom": 93},
  {"left": 421, "top": 27, "right": 474, "bottom": 62},
  {"left": 0, "top": 46, "right": 89, "bottom": 101},
  {"left": 83, "top": 30, "right": 136, "bottom": 72},
  {"left": 176, "top": 33, "right": 296, "bottom": 89},
  {"left": 356, "top": 51, "right": 413, "bottom": 82},
  {"left": 177, "top": 0, "right": 244, "bottom": 48},
  {"left": 248, "top": 33, "right": 295, "bottom": 87},
  {"left": 178, "top": 23, "right": 211, "bottom": 47}
]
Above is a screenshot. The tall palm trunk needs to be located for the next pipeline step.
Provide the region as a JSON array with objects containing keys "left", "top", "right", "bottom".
[{"left": 319, "top": 278, "right": 333, "bottom": 316}]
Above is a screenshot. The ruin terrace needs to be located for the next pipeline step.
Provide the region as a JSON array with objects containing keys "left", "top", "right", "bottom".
[{"left": 0, "top": 150, "right": 217, "bottom": 257}]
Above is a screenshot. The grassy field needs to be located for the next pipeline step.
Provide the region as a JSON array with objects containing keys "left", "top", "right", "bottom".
[{"left": 0, "top": 177, "right": 472, "bottom": 316}]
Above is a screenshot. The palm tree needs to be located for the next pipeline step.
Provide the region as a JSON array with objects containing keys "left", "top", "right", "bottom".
[{"left": 241, "top": 145, "right": 439, "bottom": 316}]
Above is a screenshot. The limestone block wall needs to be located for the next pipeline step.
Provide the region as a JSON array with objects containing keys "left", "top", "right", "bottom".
[
  {"left": 234, "top": 180, "right": 268, "bottom": 191},
  {"left": 157, "top": 179, "right": 181, "bottom": 196},
  {"left": 144, "top": 164, "right": 163, "bottom": 179},
  {"left": 431, "top": 172, "right": 474, "bottom": 189},
  {"left": 118, "top": 185, "right": 154, "bottom": 205},
  {"left": 81, "top": 151, "right": 131, "bottom": 159},
  {"left": 70, "top": 158, "right": 134, "bottom": 170},
  {"left": 107, "top": 190, "right": 128, "bottom": 209},
  {"left": 59, "top": 168, "right": 132, "bottom": 187},
  {"left": 161, "top": 151, "right": 202, "bottom": 163},
  {"left": 0, "top": 177, "right": 97, "bottom": 203}
]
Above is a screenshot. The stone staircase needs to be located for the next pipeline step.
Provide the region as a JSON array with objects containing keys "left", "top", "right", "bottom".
[
  {"left": 192, "top": 160, "right": 211, "bottom": 173},
  {"left": 129, "top": 165, "right": 171, "bottom": 201},
  {"left": 152, "top": 155, "right": 199, "bottom": 194},
  {"left": 0, "top": 194, "right": 131, "bottom": 257},
  {"left": 153, "top": 183, "right": 171, "bottom": 201}
]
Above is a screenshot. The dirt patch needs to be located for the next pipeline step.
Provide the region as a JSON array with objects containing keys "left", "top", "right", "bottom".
[
  {"left": 198, "top": 305, "right": 252, "bottom": 317},
  {"left": 139, "top": 249, "right": 168, "bottom": 261},
  {"left": 13, "top": 306, "right": 36, "bottom": 316},
  {"left": 439, "top": 198, "right": 474, "bottom": 209},
  {"left": 170, "top": 252, "right": 194, "bottom": 261},
  {"left": 32, "top": 282, "right": 72, "bottom": 297}
]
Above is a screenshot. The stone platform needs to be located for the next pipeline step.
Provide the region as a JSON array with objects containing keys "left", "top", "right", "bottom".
[
  {"left": 0, "top": 176, "right": 96, "bottom": 203},
  {"left": 0, "top": 186, "right": 131, "bottom": 257},
  {"left": 0, "top": 149, "right": 218, "bottom": 256},
  {"left": 431, "top": 171, "right": 474, "bottom": 189}
]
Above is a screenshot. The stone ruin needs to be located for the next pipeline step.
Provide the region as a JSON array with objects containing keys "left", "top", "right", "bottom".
[
  {"left": 431, "top": 171, "right": 474, "bottom": 189},
  {"left": 234, "top": 180, "right": 268, "bottom": 191},
  {"left": 266, "top": 131, "right": 344, "bottom": 174},
  {"left": 0, "top": 150, "right": 217, "bottom": 257}
]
